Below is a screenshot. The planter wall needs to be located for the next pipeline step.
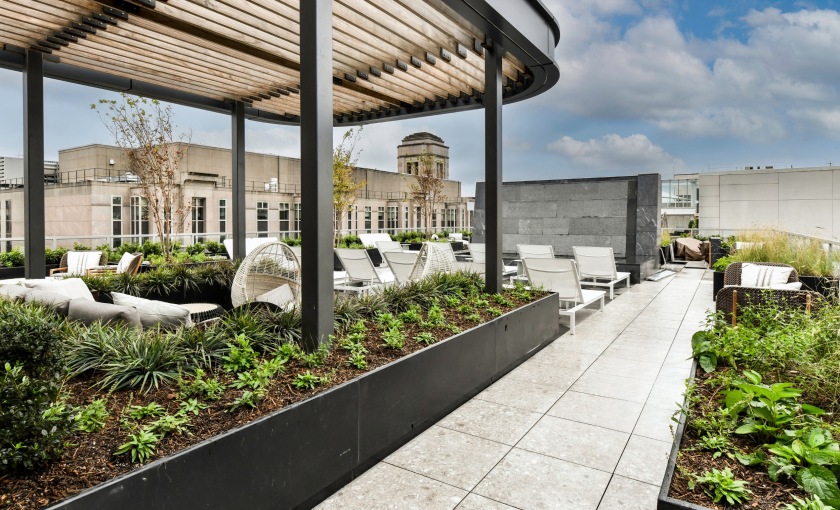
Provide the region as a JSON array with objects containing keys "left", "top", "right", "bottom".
[
  {"left": 798, "top": 275, "right": 838, "bottom": 299},
  {"left": 48, "top": 293, "right": 561, "bottom": 510},
  {"left": 0, "top": 264, "right": 59, "bottom": 280},
  {"left": 658, "top": 359, "right": 706, "bottom": 510},
  {"left": 712, "top": 271, "right": 724, "bottom": 300}
]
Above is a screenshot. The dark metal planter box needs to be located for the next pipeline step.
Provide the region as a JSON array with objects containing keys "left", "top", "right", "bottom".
[
  {"left": 47, "top": 293, "right": 561, "bottom": 510},
  {"left": 658, "top": 359, "right": 707, "bottom": 510},
  {"left": 0, "top": 264, "right": 59, "bottom": 279},
  {"left": 712, "top": 270, "right": 724, "bottom": 300},
  {"left": 798, "top": 275, "right": 838, "bottom": 299}
]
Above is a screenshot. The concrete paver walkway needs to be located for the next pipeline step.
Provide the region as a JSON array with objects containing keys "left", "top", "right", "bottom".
[{"left": 317, "top": 268, "right": 713, "bottom": 510}]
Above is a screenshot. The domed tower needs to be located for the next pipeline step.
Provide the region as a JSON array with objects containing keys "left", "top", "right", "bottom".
[{"left": 396, "top": 132, "right": 449, "bottom": 179}]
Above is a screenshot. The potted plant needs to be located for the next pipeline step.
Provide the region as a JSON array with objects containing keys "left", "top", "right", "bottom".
[
  {"left": 711, "top": 255, "right": 732, "bottom": 299},
  {"left": 660, "top": 231, "right": 672, "bottom": 263}
]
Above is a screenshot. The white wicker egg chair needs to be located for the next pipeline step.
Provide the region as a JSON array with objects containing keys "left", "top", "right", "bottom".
[
  {"left": 407, "top": 242, "right": 458, "bottom": 281},
  {"left": 231, "top": 241, "right": 301, "bottom": 308}
]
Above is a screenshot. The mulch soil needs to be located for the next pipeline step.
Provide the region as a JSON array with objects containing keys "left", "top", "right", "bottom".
[
  {"left": 668, "top": 366, "right": 822, "bottom": 509},
  {"left": 1, "top": 291, "right": 542, "bottom": 510}
]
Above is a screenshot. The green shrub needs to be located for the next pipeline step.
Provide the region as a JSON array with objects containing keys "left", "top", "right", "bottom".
[
  {"left": 45, "top": 247, "right": 68, "bottom": 266},
  {"left": 0, "top": 301, "right": 72, "bottom": 474},
  {"left": 0, "top": 248, "right": 25, "bottom": 268}
]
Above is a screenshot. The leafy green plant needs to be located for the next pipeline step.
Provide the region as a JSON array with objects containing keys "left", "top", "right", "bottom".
[
  {"left": 414, "top": 332, "right": 436, "bottom": 345},
  {"left": 228, "top": 390, "right": 262, "bottom": 412},
  {"left": 347, "top": 352, "right": 368, "bottom": 370},
  {"left": 98, "top": 329, "right": 190, "bottom": 392},
  {"left": 689, "top": 467, "right": 753, "bottom": 505},
  {"left": 298, "top": 344, "right": 330, "bottom": 368},
  {"left": 426, "top": 303, "right": 445, "bottom": 327},
  {"left": 114, "top": 429, "right": 158, "bottom": 463},
  {"left": 349, "top": 319, "right": 367, "bottom": 334},
  {"left": 178, "top": 368, "right": 225, "bottom": 401},
  {"left": 222, "top": 334, "right": 259, "bottom": 373},
  {"left": 293, "top": 371, "right": 321, "bottom": 391},
  {"left": 75, "top": 399, "right": 110, "bottom": 433},
  {"left": 784, "top": 495, "right": 837, "bottom": 510},
  {"left": 492, "top": 293, "right": 514, "bottom": 307},
  {"left": 398, "top": 306, "right": 422, "bottom": 324},
  {"left": 382, "top": 328, "right": 405, "bottom": 349},
  {"left": 464, "top": 313, "right": 482, "bottom": 323},
  {"left": 146, "top": 413, "right": 190, "bottom": 436},
  {"left": 697, "top": 433, "right": 734, "bottom": 459},
  {"left": 128, "top": 402, "right": 167, "bottom": 420},
  {"left": 178, "top": 399, "right": 207, "bottom": 416},
  {"left": 712, "top": 255, "right": 733, "bottom": 272}
]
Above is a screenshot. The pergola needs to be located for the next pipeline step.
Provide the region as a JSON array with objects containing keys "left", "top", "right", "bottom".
[{"left": 1, "top": 0, "right": 559, "bottom": 348}]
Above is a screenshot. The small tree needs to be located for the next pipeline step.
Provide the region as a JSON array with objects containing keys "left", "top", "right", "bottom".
[
  {"left": 93, "top": 94, "right": 190, "bottom": 261},
  {"left": 410, "top": 150, "right": 447, "bottom": 240},
  {"left": 333, "top": 127, "right": 366, "bottom": 247}
]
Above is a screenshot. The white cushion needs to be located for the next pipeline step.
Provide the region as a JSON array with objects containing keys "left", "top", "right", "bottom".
[
  {"left": 770, "top": 282, "right": 803, "bottom": 291},
  {"left": 256, "top": 284, "right": 296, "bottom": 309},
  {"left": 111, "top": 292, "right": 192, "bottom": 329},
  {"left": 116, "top": 252, "right": 137, "bottom": 273},
  {"left": 24, "top": 278, "right": 95, "bottom": 301},
  {"left": 740, "top": 263, "right": 793, "bottom": 288},
  {"left": 66, "top": 251, "right": 102, "bottom": 276}
]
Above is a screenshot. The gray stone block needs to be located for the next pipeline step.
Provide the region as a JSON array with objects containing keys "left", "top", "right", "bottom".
[
  {"left": 637, "top": 174, "right": 661, "bottom": 206},
  {"left": 635, "top": 231, "right": 659, "bottom": 257},
  {"left": 636, "top": 207, "right": 658, "bottom": 231},
  {"left": 503, "top": 201, "right": 557, "bottom": 218},
  {"left": 569, "top": 217, "right": 627, "bottom": 236},
  {"left": 543, "top": 217, "right": 570, "bottom": 235},
  {"left": 503, "top": 218, "right": 520, "bottom": 235},
  {"left": 475, "top": 182, "right": 486, "bottom": 209},
  {"left": 556, "top": 199, "right": 627, "bottom": 218},
  {"left": 519, "top": 218, "right": 544, "bottom": 235},
  {"left": 503, "top": 234, "right": 532, "bottom": 254}
]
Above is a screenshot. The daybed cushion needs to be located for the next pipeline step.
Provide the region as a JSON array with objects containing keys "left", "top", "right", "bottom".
[
  {"left": 24, "top": 278, "right": 95, "bottom": 301},
  {"left": 25, "top": 290, "right": 73, "bottom": 316},
  {"left": 770, "top": 282, "right": 803, "bottom": 291},
  {"left": 0, "top": 284, "right": 33, "bottom": 302},
  {"left": 111, "top": 292, "right": 192, "bottom": 329},
  {"left": 256, "top": 284, "right": 295, "bottom": 309},
  {"left": 68, "top": 299, "right": 142, "bottom": 329},
  {"left": 740, "top": 263, "right": 794, "bottom": 288}
]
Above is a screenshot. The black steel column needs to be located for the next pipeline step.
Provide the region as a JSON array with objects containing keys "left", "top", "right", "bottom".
[
  {"left": 231, "top": 100, "right": 246, "bottom": 260},
  {"left": 484, "top": 40, "right": 503, "bottom": 293},
  {"left": 23, "top": 50, "right": 45, "bottom": 279},
  {"left": 300, "top": 0, "right": 334, "bottom": 350}
]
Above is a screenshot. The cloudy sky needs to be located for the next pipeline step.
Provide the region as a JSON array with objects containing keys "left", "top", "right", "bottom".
[{"left": 0, "top": 0, "right": 838, "bottom": 196}]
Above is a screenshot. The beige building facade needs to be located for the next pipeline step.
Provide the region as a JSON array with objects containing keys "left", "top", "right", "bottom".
[{"left": 0, "top": 134, "right": 472, "bottom": 250}]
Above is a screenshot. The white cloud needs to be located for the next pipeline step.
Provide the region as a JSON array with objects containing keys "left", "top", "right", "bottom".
[
  {"left": 539, "top": 4, "right": 840, "bottom": 143},
  {"left": 789, "top": 108, "right": 840, "bottom": 136},
  {"left": 547, "top": 133, "right": 685, "bottom": 172}
]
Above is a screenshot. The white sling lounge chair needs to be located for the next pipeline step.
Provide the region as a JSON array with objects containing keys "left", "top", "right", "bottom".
[
  {"left": 467, "top": 243, "right": 518, "bottom": 276},
  {"left": 334, "top": 248, "right": 394, "bottom": 291},
  {"left": 522, "top": 258, "right": 605, "bottom": 335},
  {"left": 517, "top": 244, "right": 555, "bottom": 260},
  {"left": 572, "top": 246, "right": 631, "bottom": 300},
  {"left": 381, "top": 251, "right": 420, "bottom": 286}
]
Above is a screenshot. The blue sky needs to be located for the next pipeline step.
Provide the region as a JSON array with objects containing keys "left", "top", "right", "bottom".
[{"left": 0, "top": 0, "right": 838, "bottom": 195}]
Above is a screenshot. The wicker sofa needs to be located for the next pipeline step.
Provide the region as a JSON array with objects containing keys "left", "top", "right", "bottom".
[{"left": 715, "top": 262, "right": 820, "bottom": 324}]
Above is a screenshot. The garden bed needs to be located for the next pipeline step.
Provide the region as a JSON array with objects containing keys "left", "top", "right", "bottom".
[
  {"left": 1, "top": 274, "right": 558, "bottom": 510},
  {"left": 659, "top": 300, "right": 840, "bottom": 509}
]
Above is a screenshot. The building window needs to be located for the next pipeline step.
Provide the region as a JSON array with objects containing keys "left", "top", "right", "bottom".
[
  {"left": 219, "top": 199, "right": 227, "bottom": 242},
  {"left": 415, "top": 206, "right": 421, "bottom": 229},
  {"left": 387, "top": 206, "right": 398, "bottom": 235},
  {"left": 377, "top": 206, "right": 385, "bottom": 232},
  {"left": 5, "top": 200, "right": 11, "bottom": 252},
  {"left": 404, "top": 206, "right": 409, "bottom": 230},
  {"left": 447, "top": 207, "right": 456, "bottom": 229},
  {"left": 257, "top": 201, "right": 269, "bottom": 238},
  {"left": 278, "top": 202, "right": 290, "bottom": 237},
  {"left": 111, "top": 196, "right": 122, "bottom": 248},
  {"left": 436, "top": 162, "right": 444, "bottom": 178},
  {"left": 130, "top": 196, "right": 149, "bottom": 243},
  {"left": 432, "top": 209, "right": 437, "bottom": 229},
  {"left": 364, "top": 206, "right": 371, "bottom": 232},
  {"left": 192, "top": 197, "right": 206, "bottom": 243},
  {"left": 293, "top": 203, "right": 301, "bottom": 238}
]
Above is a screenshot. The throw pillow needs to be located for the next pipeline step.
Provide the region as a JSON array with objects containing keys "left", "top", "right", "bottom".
[
  {"left": 740, "top": 263, "right": 793, "bottom": 288},
  {"left": 66, "top": 251, "right": 102, "bottom": 276},
  {"left": 68, "top": 299, "right": 142, "bottom": 329},
  {"left": 25, "top": 290, "right": 73, "bottom": 316},
  {"left": 24, "top": 278, "right": 95, "bottom": 301},
  {"left": 256, "top": 284, "right": 295, "bottom": 309},
  {"left": 111, "top": 292, "right": 192, "bottom": 329},
  {"left": 116, "top": 252, "right": 137, "bottom": 273},
  {"left": 0, "top": 284, "right": 32, "bottom": 302}
]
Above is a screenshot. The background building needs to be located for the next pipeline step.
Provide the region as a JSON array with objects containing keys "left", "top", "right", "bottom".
[{"left": 0, "top": 133, "right": 473, "bottom": 250}]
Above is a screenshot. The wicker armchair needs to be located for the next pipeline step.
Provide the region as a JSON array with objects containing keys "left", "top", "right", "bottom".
[
  {"left": 86, "top": 253, "right": 144, "bottom": 276},
  {"left": 230, "top": 242, "right": 300, "bottom": 308},
  {"left": 715, "top": 262, "right": 820, "bottom": 324}
]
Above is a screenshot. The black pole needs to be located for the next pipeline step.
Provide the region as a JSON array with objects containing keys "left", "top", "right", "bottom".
[
  {"left": 300, "top": 0, "right": 334, "bottom": 350},
  {"left": 231, "top": 100, "right": 246, "bottom": 260},
  {"left": 484, "top": 40, "right": 503, "bottom": 293},
  {"left": 23, "top": 50, "right": 45, "bottom": 280}
]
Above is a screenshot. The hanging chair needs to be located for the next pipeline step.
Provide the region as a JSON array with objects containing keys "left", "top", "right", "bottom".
[{"left": 230, "top": 241, "right": 301, "bottom": 308}]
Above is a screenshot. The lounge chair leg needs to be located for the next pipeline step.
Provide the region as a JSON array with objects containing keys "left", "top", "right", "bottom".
[
  {"left": 570, "top": 312, "right": 575, "bottom": 335},
  {"left": 609, "top": 285, "right": 614, "bottom": 300},
  {"left": 599, "top": 296, "right": 604, "bottom": 311}
]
